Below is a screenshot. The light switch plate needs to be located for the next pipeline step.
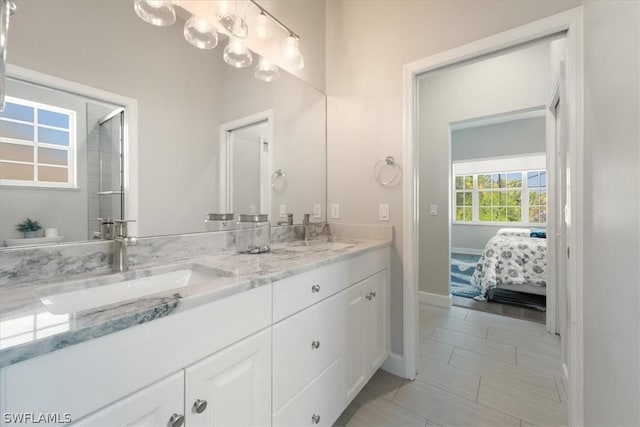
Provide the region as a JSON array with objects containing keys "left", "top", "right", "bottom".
[
  {"left": 331, "top": 203, "right": 340, "bottom": 219},
  {"left": 313, "top": 204, "right": 322, "bottom": 218},
  {"left": 379, "top": 203, "right": 389, "bottom": 221},
  {"left": 280, "top": 204, "right": 286, "bottom": 217},
  {"left": 430, "top": 204, "right": 438, "bottom": 216}
]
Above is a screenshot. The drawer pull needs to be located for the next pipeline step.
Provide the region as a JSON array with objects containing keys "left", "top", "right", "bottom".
[
  {"left": 366, "top": 294, "right": 372, "bottom": 301},
  {"left": 193, "top": 399, "right": 208, "bottom": 414},
  {"left": 311, "top": 340, "right": 321, "bottom": 349},
  {"left": 371, "top": 291, "right": 377, "bottom": 298},
  {"left": 311, "top": 284, "right": 321, "bottom": 293},
  {"left": 311, "top": 414, "right": 321, "bottom": 424},
  {"left": 169, "top": 413, "right": 185, "bottom": 427}
]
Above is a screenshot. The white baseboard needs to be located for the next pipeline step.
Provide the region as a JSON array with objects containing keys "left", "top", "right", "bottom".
[
  {"left": 380, "top": 353, "right": 405, "bottom": 378},
  {"left": 419, "top": 291, "right": 452, "bottom": 308},
  {"left": 451, "top": 247, "right": 483, "bottom": 256}
]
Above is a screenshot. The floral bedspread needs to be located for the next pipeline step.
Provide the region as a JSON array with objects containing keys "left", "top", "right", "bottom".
[{"left": 470, "top": 235, "right": 547, "bottom": 300}]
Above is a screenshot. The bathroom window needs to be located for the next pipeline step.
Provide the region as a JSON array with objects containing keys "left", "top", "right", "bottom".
[{"left": 0, "top": 96, "right": 76, "bottom": 188}]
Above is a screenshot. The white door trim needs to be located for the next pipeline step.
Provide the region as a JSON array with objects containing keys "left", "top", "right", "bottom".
[
  {"left": 402, "top": 7, "right": 584, "bottom": 425},
  {"left": 219, "top": 110, "right": 274, "bottom": 214},
  {"left": 6, "top": 64, "right": 140, "bottom": 236}
]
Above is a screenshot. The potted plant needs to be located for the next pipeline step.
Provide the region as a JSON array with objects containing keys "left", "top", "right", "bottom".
[{"left": 16, "top": 218, "right": 42, "bottom": 238}]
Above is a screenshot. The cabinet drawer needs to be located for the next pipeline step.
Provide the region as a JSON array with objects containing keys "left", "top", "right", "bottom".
[
  {"left": 273, "top": 247, "right": 389, "bottom": 322},
  {"left": 273, "top": 293, "right": 343, "bottom": 412},
  {"left": 273, "top": 358, "right": 342, "bottom": 427}
]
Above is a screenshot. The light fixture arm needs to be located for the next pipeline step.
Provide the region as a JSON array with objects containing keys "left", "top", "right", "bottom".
[{"left": 248, "top": 0, "right": 299, "bottom": 40}]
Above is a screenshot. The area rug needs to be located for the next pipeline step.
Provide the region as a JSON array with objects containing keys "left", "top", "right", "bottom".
[{"left": 450, "top": 253, "right": 546, "bottom": 312}]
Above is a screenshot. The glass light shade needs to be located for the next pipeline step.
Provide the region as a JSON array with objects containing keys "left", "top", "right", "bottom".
[
  {"left": 223, "top": 38, "right": 253, "bottom": 68},
  {"left": 219, "top": 14, "right": 248, "bottom": 39},
  {"left": 134, "top": 0, "right": 176, "bottom": 27},
  {"left": 255, "top": 13, "right": 270, "bottom": 39},
  {"left": 255, "top": 57, "right": 280, "bottom": 82},
  {"left": 184, "top": 17, "right": 218, "bottom": 49},
  {"left": 283, "top": 35, "right": 304, "bottom": 70}
]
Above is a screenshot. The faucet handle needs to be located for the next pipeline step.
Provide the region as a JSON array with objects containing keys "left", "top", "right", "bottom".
[
  {"left": 303, "top": 213, "right": 311, "bottom": 225},
  {"left": 114, "top": 219, "right": 136, "bottom": 237}
]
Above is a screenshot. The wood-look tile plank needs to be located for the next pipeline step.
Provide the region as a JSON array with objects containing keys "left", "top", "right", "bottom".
[
  {"left": 416, "top": 357, "right": 480, "bottom": 402},
  {"left": 335, "top": 388, "right": 428, "bottom": 427},
  {"left": 393, "top": 381, "right": 520, "bottom": 427},
  {"left": 556, "top": 376, "right": 568, "bottom": 403},
  {"left": 419, "top": 303, "right": 468, "bottom": 320},
  {"left": 361, "top": 369, "right": 404, "bottom": 402},
  {"left": 478, "top": 376, "right": 568, "bottom": 426},
  {"left": 419, "top": 337, "right": 454, "bottom": 364},
  {"left": 449, "top": 348, "right": 560, "bottom": 402},
  {"left": 431, "top": 327, "right": 516, "bottom": 363},
  {"left": 487, "top": 327, "right": 560, "bottom": 358},
  {"left": 465, "top": 310, "right": 546, "bottom": 335},
  {"left": 517, "top": 348, "right": 563, "bottom": 377},
  {"left": 434, "top": 316, "right": 489, "bottom": 338}
]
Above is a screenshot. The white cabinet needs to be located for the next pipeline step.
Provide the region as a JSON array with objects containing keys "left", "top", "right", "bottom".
[
  {"left": 343, "top": 270, "right": 390, "bottom": 403},
  {"left": 185, "top": 328, "right": 271, "bottom": 427},
  {"left": 73, "top": 372, "right": 184, "bottom": 427}
]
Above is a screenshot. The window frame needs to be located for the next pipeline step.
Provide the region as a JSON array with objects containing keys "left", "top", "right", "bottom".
[
  {"left": 452, "top": 169, "right": 547, "bottom": 226},
  {"left": 0, "top": 96, "right": 77, "bottom": 189}
]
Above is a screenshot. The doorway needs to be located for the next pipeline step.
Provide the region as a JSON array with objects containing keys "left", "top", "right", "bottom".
[
  {"left": 401, "top": 8, "right": 584, "bottom": 425},
  {"left": 219, "top": 111, "right": 273, "bottom": 217}
]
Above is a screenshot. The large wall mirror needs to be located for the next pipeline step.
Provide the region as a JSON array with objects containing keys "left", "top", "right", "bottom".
[{"left": 0, "top": 0, "right": 326, "bottom": 247}]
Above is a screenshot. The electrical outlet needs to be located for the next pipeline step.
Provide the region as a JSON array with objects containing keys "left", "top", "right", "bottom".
[
  {"left": 331, "top": 203, "right": 340, "bottom": 219},
  {"left": 280, "top": 204, "right": 286, "bottom": 217},
  {"left": 379, "top": 203, "right": 389, "bottom": 221},
  {"left": 430, "top": 204, "right": 438, "bottom": 216},
  {"left": 313, "top": 204, "right": 321, "bottom": 218}
]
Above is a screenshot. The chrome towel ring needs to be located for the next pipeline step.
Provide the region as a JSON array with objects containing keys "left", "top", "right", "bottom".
[
  {"left": 374, "top": 156, "right": 402, "bottom": 187},
  {"left": 271, "top": 168, "right": 287, "bottom": 192}
]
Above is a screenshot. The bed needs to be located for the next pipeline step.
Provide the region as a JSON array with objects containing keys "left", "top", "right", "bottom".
[{"left": 470, "top": 228, "right": 547, "bottom": 301}]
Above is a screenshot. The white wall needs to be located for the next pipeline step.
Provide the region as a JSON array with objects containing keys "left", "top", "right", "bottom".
[
  {"left": 582, "top": 1, "right": 640, "bottom": 425},
  {"left": 326, "top": 0, "right": 581, "bottom": 355},
  {"left": 231, "top": 122, "right": 267, "bottom": 214},
  {"left": 451, "top": 117, "right": 546, "bottom": 252}
]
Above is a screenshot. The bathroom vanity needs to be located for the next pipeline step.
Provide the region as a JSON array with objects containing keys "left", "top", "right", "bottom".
[{"left": 0, "top": 233, "right": 391, "bottom": 426}]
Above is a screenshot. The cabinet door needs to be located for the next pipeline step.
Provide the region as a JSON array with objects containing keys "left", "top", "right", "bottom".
[
  {"left": 343, "top": 278, "right": 369, "bottom": 403},
  {"left": 185, "top": 328, "right": 271, "bottom": 427},
  {"left": 73, "top": 371, "right": 184, "bottom": 427},
  {"left": 366, "top": 269, "right": 390, "bottom": 373}
]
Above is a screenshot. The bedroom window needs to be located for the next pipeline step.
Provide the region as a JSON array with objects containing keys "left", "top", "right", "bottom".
[
  {"left": 454, "top": 175, "right": 473, "bottom": 221},
  {"left": 0, "top": 96, "right": 76, "bottom": 188},
  {"left": 453, "top": 169, "right": 547, "bottom": 225}
]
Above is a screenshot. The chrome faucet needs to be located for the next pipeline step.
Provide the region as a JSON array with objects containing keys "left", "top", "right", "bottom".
[
  {"left": 303, "top": 214, "right": 314, "bottom": 242},
  {"left": 112, "top": 220, "right": 137, "bottom": 272}
]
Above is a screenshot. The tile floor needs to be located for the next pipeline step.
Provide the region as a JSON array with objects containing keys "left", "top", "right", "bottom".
[{"left": 334, "top": 303, "right": 567, "bottom": 427}]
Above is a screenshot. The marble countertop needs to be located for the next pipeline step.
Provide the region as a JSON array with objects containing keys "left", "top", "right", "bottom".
[{"left": 0, "top": 238, "right": 390, "bottom": 368}]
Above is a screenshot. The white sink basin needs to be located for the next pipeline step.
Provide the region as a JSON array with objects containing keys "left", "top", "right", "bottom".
[{"left": 38, "top": 264, "right": 231, "bottom": 315}]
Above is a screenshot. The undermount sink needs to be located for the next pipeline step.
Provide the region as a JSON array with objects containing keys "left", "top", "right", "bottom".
[{"left": 37, "top": 264, "right": 232, "bottom": 315}]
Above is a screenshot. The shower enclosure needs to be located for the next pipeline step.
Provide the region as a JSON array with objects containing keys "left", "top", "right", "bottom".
[{"left": 87, "top": 106, "right": 125, "bottom": 239}]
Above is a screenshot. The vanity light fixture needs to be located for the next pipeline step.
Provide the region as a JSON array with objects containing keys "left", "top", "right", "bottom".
[
  {"left": 223, "top": 37, "right": 253, "bottom": 68},
  {"left": 255, "top": 57, "right": 279, "bottom": 82},
  {"left": 132, "top": 0, "right": 304, "bottom": 81},
  {"left": 133, "top": 0, "right": 176, "bottom": 27},
  {"left": 184, "top": 16, "right": 219, "bottom": 50}
]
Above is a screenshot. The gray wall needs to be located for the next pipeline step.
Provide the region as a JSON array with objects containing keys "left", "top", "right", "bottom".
[
  {"left": 452, "top": 116, "right": 546, "bottom": 161},
  {"left": 582, "top": 1, "right": 639, "bottom": 425},
  {"left": 325, "top": 0, "right": 581, "bottom": 356},
  {"left": 418, "top": 41, "right": 551, "bottom": 297},
  {"left": 451, "top": 116, "right": 546, "bottom": 251}
]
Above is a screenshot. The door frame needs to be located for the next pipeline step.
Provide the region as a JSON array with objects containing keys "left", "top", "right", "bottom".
[
  {"left": 219, "top": 109, "right": 274, "bottom": 215},
  {"left": 402, "top": 7, "right": 584, "bottom": 424},
  {"left": 5, "top": 63, "right": 139, "bottom": 236}
]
